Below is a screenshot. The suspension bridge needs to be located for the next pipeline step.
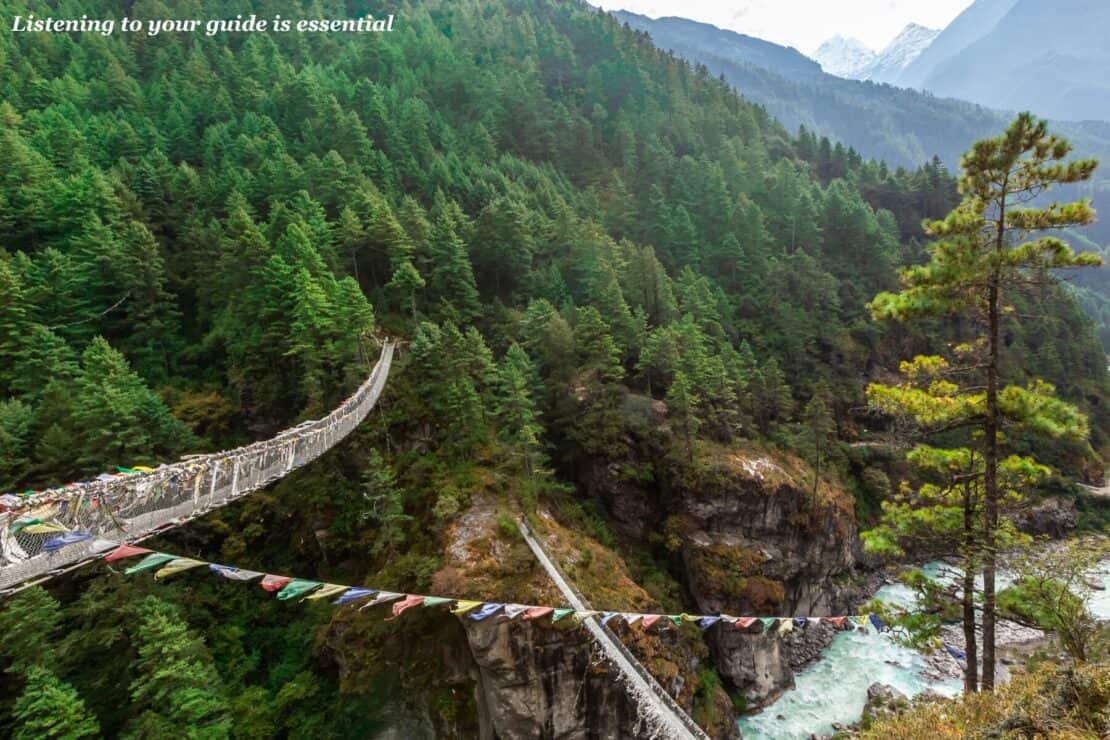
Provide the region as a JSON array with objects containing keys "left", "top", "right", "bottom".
[
  {"left": 0, "top": 338, "right": 712, "bottom": 738},
  {"left": 0, "top": 341, "right": 396, "bottom": 593}
]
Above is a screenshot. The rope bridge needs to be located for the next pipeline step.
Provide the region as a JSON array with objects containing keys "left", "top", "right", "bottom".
[
  {"left": 517, "top": 519, "right": 711, "bottom": 740},
  {"left": 0, "top": 340, "right": 396, "bottom": 594}
]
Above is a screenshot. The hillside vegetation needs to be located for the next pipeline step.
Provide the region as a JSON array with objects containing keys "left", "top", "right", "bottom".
[{"left": 0, "top": 0, "right": 1106, "bottom": 736}]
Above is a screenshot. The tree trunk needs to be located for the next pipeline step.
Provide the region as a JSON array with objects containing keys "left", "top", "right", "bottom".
[
  {"left": 963, "top": 484, "right": 979, "bottom": 692},
  {"left": 982, "top": 177, "right": 1011, "bottom": 692}
]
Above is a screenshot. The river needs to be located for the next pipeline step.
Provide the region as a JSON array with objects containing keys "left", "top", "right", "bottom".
[{"left": 737, "top": 561, "right": 1110, "bottom": 739}]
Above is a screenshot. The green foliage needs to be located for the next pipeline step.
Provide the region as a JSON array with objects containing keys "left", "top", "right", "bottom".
[
  {"left": 12, "top": 666, "right": 99, "bottom": 740},
  {"left": 0, "top": 586, "right": 63, "bottom": 674},
  {"left": 0, "top": 1, "right": 1106, "bottom": 733},
  {"left": 865, "top": 114, "right": 1101, "bottom": 691},
  {"left": 125, "top": 596, "right": 232, "bottom": 739}
]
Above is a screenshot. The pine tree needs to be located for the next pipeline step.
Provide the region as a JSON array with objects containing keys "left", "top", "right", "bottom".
[
  {"left": 666, "top": 370, "right": 700, "bottom": 465},
  {"left": 495, "top": 346, "right": 545, "bottom": 477},
  {"left": 868, "top": 113, "right": 1100, "bottom": 690},
  {"left": 0, "top": 586, "right": 63, "bottom": 674},
  {"left": 0, "top": 256, "right": 30, "bottom": 395},
  {"left": 12, "top": 667, "right": 99, "bottom": 740},
  {"left": 71, "top": 337, "right": 195, "bottom": 471},
  {"left": 126, "top": 597, "right": 231, "bottom": 739},
  {"left": 800, "top": 383, "right": 835, "bottom": 495}
]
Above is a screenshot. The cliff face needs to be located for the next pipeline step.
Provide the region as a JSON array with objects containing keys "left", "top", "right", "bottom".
[
  {"left": 586, "top": 441, "right": 862, "bottom": 707},
  {"left": 325, "top": 494, "right": 740, "bottom": 739}
]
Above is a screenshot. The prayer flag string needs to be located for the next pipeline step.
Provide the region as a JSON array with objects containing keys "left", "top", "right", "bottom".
[{"left": 102, "top": 543, "right": 891, "bottom": 636}]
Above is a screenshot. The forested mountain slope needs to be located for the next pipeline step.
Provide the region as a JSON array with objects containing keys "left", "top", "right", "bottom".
[
  {"left": 612, "top": 8, "right": 1110, "bottom": 348},
  {"left": 0, "top": 0, "right": 1105, "bottom": 736}
]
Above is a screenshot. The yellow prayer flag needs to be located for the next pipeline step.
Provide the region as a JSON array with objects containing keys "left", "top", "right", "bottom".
[
  {"left": 22, "top": 522, "right": 69, "bottom": 535},
  {"left": 450, "top": 600, "right": 482, "bottom": 615},
  {"left": 154, "top": 558, "right": 206, "bottom": 579},
  {"left": 305, "top": 584, "right": 349, "bottom": 601}
]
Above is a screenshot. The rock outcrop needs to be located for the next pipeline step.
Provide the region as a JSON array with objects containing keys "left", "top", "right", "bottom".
[
  {"left": 584, "top": 438, "right": 862, "bottom": 708},
  {"left": 1014, "top": 496, "right": 1079, "bottom": 538}
]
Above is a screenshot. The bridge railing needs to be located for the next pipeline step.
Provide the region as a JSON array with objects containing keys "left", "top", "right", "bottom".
[
  {"left": 0, "top": 341, "right": 395, "bottom": 594},
  {"left": 517, "top": 518, "right": 709, "bottom": 740}
]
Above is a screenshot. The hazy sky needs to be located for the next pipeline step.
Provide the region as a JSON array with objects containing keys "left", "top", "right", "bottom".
[{"left": 592, "top": 0, "right": 974, "bottom": 54}]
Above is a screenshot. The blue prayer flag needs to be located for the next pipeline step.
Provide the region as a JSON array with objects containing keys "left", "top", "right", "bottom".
[
  {"left": 42, "top": 531, "right": 93, "bottom": 553},
  {"left": 468, "top": 603, "right": 505, "bottom": 621},
  {"left": 944, "top": 643, "right": 967, "bottom": 661},
  {"left": 334, "top": 588, "right": 376, "bottom": 605},
  {"left": 698, "top": 616, "right": 722, "bottom": 631}
]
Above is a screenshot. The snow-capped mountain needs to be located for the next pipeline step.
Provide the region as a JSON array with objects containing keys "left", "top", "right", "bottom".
[
  {"left": 858, "top": 23, "right": 939, "bottom": 83},
  {"left": 810, "top": 36, "right": 874, "bottom": 78}
]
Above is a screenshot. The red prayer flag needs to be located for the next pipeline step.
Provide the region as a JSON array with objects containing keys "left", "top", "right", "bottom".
[
  {"left": 387, "top": 594, "right": 425, "bottom": 620},
  {"left": 641, "top": 614, "right": 663, "bottom": 630},
  {"left": 734, "top": 617, "right": 758, "bottom": 629},
  {"left": 827, "top": 616, "right": 847, "bottom": 629},
  {"left": 523, "top": 606, "right": 555, "bottom": 620},
  {"left": 260, "top": 575, "right": 292, "bottom": 592},
  {"left": 104, "top": 544, "right": 153, "bottom": 562}
]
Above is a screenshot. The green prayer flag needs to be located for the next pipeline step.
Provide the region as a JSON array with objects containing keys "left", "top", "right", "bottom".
[
  {"left": 125, "top": 553, "right": 176, "bottom": 574},
  {"left": 552, "top": 608, "right": 574, "bottom": 622},
  {"left": 422, "top": 596, "right": 453, "bottom": 607},
  {"left": 759, "top": 617, "right": 776, "bottom": 633},
  {"left": 667, "top": 615, "right": 683, "bottom": 626},
  {"left": 277, "top": 579, "right": 321, "bottom": 601}
]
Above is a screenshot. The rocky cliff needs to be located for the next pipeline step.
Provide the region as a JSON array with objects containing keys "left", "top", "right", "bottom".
[
  {"left": 586, "top": 439, "right": 862, "bottom": 708},
  {"left": 325, "top": 494, "right": 740, "bottom": 739}
]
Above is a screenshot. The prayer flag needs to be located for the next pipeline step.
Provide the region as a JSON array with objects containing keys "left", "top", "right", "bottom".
[
  {"left": 450, "top": 600, "right": 483, "bottom": 616},
  {"left": 827, "top": 616, "right": 847, "bottom": 629},
  {"left": 735, "top": 617, "right": 758, "bottom": 630},
  {"left": 387, "top": 594, "right": 425, "bottom": 619},
  {"left": 503, "top": 604, "right": 530, "bottom": 620},
  {"left": 572, "top": 610, "right": 600, "bottom": 625},
  {"left": 334, "top": 588, "right": 376, "bottom": 606},
  {"left": 809, "top": 617, "right": 822, "bottom": 626},
  {"left": 42, "top": 531, "right": 94, "bottom": 553},
  {"left": 944, "top": 643, "right": 967, "bottom": 661},
  {"left": 277, "top": 579, "right": 321, "bottom": 600},
  {"left": 89, "top": 539, "right": 118, "bottom": 555},
  {"left": 698, "top": 616, "right": 722, "bottom": 631},
  {"left": 469, "top": 603, "right": 505, "bottom": 621},
  {"left": 759, "top": 617, "right": 776, "bottom": 633},
  {"left": 422, "top": 596, "right": 453, "bottom": 608},
  {"left": 125, "top": 553, "right": 175, "bottom": 574},
  {"left": 667, "top": 615, "right": 683, "bottom": 626},
  {"left": 106, "top": 544, "right": 153, "bottom": 562},
  {"left": 794, "top": 617, "right": 808, "bottom": 629},
  {"left": 777, "top": 618, "right": 794, "bottom": 635},
  {"left": 625, "top": 614, "right": 644, "bottom": 627},
  {"left": 209, "top": 564, "right": 264, "bottom": 581},
  {"left": 524, "top": 606, "right": 555, "bottom": 621},
  {"left": 360, "top": 592, "right": 404, "bottom": 610},
  {"left": 640, "top": 614, "right": 662, "bottom": 630},
  {"left": 855, "top": 616, "right": 869, "bottom": 628},
  {"left": 305, "top": 584, "right": 349, "bottom": 601},
  {"left": 552, "top": 608, "right": 575, "bottom": 622},
  {"left": 679, "top": 613, "right": 700, "bottom": 623},
  {"left": 22, "top": 522, "right": 68, "bottom": 535},
  {"left": 260, "top": 574, "right": 293, "bottom": 592},
  {"left": 601, "top": 612, "right": 619, "bottom": 626},
  {"left": 869, "top": 614, "right": 885, "bottom": 633},
  {"left": 155, "top": 558, "right": 206, "bottom": 579}
]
